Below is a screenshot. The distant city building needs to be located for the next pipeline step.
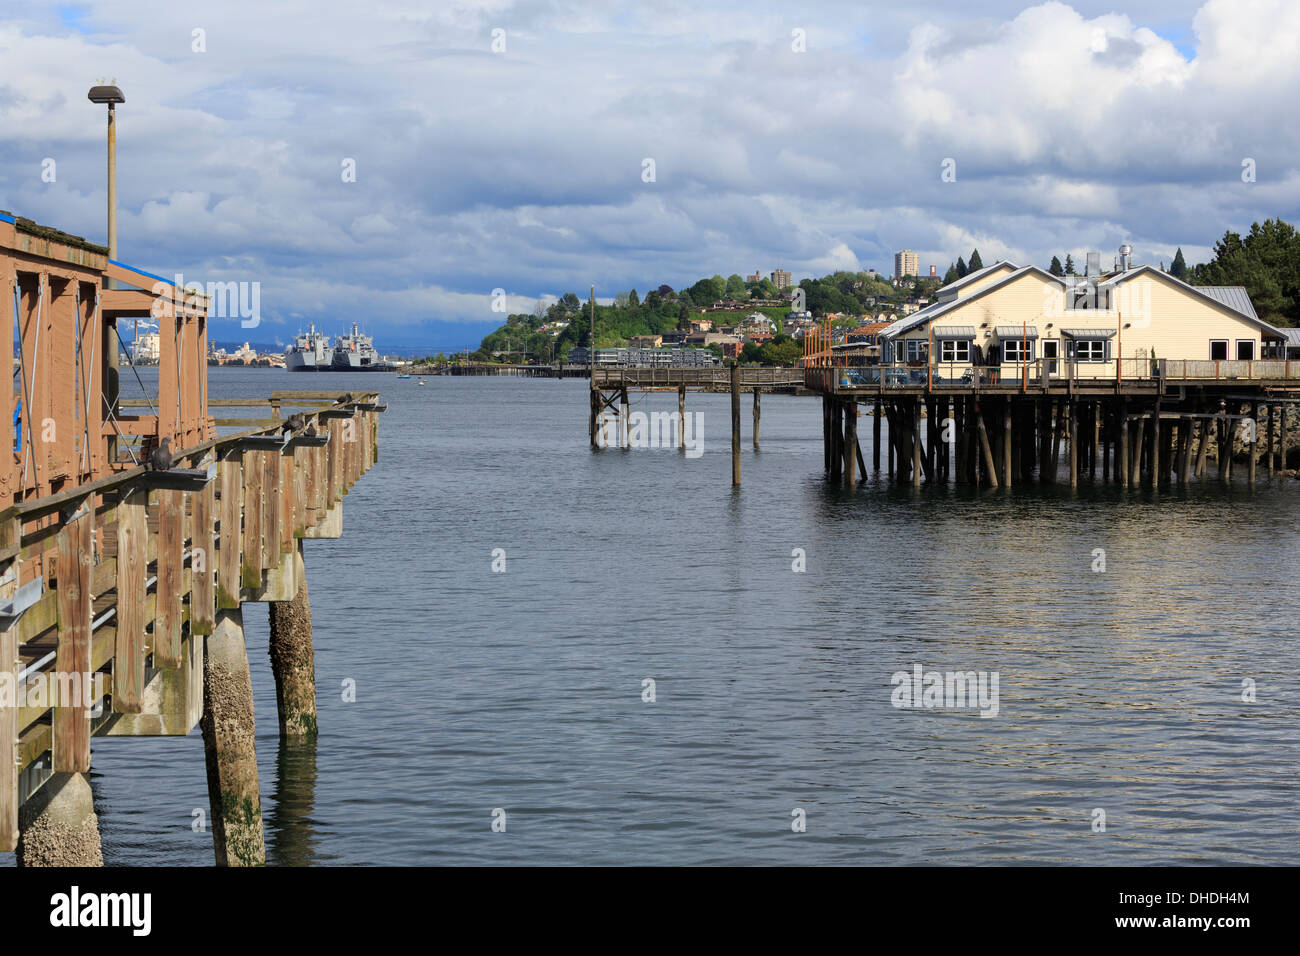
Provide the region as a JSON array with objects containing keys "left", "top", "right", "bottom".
[
  {"left": 894, "top": 250, "right": 919, "bottom": 279},
  {"left": 746, "top": 270, "right": 763, "bottom": 283},
  {"left": 929, "top": 264, "right": 938, "bottom": 278},
  {"left": 770, "top": 269, "right": 792, "bottom": 290}
]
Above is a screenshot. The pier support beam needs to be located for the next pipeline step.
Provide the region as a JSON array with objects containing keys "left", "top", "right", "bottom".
[
  {"left": 200, "top": 608, "right": 266, "bottom": 866},
  {"left": 844, "top": 400, "right": 857, "bottom": 487},
  {"left": 753, "top": 389, "right": 760, "bottom": 450},
  {"left": 730, "top": 364, "right": 740, "bottom": 487},
  {"left": 872, "top": 398, "right": 881, "bottom": 472},
  {"left": 16, "top": 772, "right": 103, "bottom": 867},
  {"left": 678, "top": 385, "right": 686, "bottom": 451},
  {"left": 267, "top": 543, "right": 318, "bottom": 737}
]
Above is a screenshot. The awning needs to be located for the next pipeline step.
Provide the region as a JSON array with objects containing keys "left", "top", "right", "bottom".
[
  {"left": 1061, "top": 328, "right": 1117, "bottom": 338},
  {"left": 995, "top": 326, "right": 1038, "bottom": 339},
  {"left": 931, "top": 325, "right": 976, "bottom": 338}
]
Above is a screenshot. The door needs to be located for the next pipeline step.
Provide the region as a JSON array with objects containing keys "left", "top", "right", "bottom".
[{"left": 1041, "top": 338, "right": 1059, "bottom": 378}]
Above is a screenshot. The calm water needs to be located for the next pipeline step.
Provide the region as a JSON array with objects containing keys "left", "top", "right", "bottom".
[{"left": 6, "top": 367, "right": 1300, "bottom": 865}]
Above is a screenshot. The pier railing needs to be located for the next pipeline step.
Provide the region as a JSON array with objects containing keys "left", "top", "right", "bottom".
[
  {"left": 806, "top": 357, "right": 1300, "bottom": 394},
  {"left": 592, "top": 367, "right": 804, "bottom": 389},
  {"left": 0, "top": 389, "right": 384, "bottom": 853}
]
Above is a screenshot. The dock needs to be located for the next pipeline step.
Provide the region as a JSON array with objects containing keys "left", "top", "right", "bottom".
[
  {"left": 803, "top": 360, "right": 1299, "bottom": 489},
  {"left": 1, "top": 211, "right": 385, "bottom": 866}
]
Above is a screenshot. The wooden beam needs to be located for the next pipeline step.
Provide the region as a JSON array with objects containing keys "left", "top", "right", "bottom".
[
  {"left": 53, "top": 514, "right": 93, "bottom": 772},
  {"left": 191, "top": 478, "right": 216, "bottom": 636},
  {"left": 217, "top": 453, "right": 242, "bottom": 608},
  {"left": 113, "top": 486, "right": 147, "bottom": 711},
  {"left": 154, "top": 488, "right": 184, "bottom": 669}
]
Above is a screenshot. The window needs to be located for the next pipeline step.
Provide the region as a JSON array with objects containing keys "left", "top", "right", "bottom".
[
  {"left": 1209, "top": 340, "right": 1228, "bottom": 361},
  {"left": 903, "top": 339, "right": 928, "bottom": 362},
  {"left": 1003, "top": 339, "right": 1035, "bottom": 362},
  {"left": 1236, "top": 339, "right": 1255, "bottom": 360},
  {"left": 1074, "top": 339, "right": 1106, "bottom": 362},
  {"left": 939, "top": 339, "right": 970, "bottom": 362}
]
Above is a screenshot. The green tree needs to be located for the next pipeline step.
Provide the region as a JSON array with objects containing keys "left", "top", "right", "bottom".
[
  {"left": 955, "top": 257, "right": 968, "bottom": 278},
  {"left": 725, "top": 274, "right": 746, "bottom": 299},
  {"left": 1048, "top": 256, "right": 1064, "bottom": 276},
  {"left": 1170, "top": 248, "right": 1188, "bottom": 280},
  {"left": 1191, "top": 218, "right": 1300, "bottom": 325},
  {"left": 1064, "top": 254, "right": 1076, "bottom": 275},
  {"left": 968, "top": 249, "right": 984, "bottom": 272},
  {"left": 942, "top": 262, "right": 959, "bottom": 284}
]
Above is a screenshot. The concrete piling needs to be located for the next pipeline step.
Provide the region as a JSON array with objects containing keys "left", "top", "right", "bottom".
[
  {"left": 267, "top": 543, "right": 318, "bottom": 737},
  {"left": 17, "top": 772, "right": 103, "bottom": 867},
  {"left": 200, "top": 608, "right": 266, "bottom": 866}
]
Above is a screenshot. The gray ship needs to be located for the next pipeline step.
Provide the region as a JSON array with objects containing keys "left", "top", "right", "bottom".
[
  {"left": 331, "top": 323, "right": 395, "bottom": 371},
  {"left": 285, "top": 324, "right": 332, "bottom": 371}
]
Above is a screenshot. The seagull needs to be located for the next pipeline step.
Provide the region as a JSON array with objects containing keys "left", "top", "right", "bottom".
[
  {"left": 148, "top": 436, "right": 173, "bottom": 472},
  {"left": 282, "top": 413, "right": 306, "bottom": 434}
]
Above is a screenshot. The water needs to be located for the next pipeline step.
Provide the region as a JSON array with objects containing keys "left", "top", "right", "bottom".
[{"left": 6, "top": 368, "right": 1300, "bottom": 865}]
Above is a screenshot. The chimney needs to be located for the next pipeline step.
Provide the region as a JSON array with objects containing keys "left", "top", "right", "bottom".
[
  {"left": 1086, "top": 252, "right": 1101, "bottom": 276},
  {"left": 1118, "top": 243, "right": 1133, "bottom": 271}
]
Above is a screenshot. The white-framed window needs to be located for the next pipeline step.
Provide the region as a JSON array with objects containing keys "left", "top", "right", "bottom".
[
  {"left": 1209, "top": 339, "right": 1228, "bottom": 360},
  {"left": 903, "top": 339, "right": 928, "bottom": 361},
  {"left": 1003, "top": 339, "right": 1035, "bottom": 362},
  {"left": 939, "top": 339, "right": 970, "bottom": 362},
  {"left": 1073, "top": 339, "right": 1107, "bottom": 362},
  {"left": 1236, "top": 339, "right": 1255, "bottom": 360}
]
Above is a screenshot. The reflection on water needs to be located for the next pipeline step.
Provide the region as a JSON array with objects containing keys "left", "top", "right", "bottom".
[{"left": 4, "top": 369, "right": 1296, "bottom": 866}]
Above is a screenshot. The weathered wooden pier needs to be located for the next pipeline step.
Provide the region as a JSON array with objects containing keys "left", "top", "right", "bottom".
[
  {"left": 1, "top": 212, "right": 384, "bottom": 866},
  {"left": 589, "top": 366, "right": 805, "bottom": 486},
  {"left": 804, "top": 361, "right": 1299, "bottom": 489}
]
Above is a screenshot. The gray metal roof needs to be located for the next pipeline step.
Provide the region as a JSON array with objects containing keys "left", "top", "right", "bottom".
[
  {"left": 1061, "top": 328, "right": 1117, "bottom": 338},
  {"left": 1284, "top": 329, "right": 1300, "bottom": 346},
  {"left": 932, "top": 325, "right": 976, "bottom": 337},
  {"left": 995, "top": 325, "right": 1039, "bottom": 338},
  {"left": 1196, "top": 286, "right": 1259, "bottom": 320}
]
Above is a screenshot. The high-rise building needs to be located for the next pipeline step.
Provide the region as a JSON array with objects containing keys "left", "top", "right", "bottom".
[
  {"left": 771, "top": 269, "right": 792, "bottom": 290},
  {"left": 894, "top": 250, "right": 919, "bottom": 279}
]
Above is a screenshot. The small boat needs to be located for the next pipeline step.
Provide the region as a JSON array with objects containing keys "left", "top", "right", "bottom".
[{"left": 396, "top": 373, "right": 412, "bottom": 379}]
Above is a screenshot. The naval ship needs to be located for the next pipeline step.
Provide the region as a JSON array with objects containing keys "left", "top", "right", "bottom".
[
  {"left": 285, "top": 324, "right": 332, "bottom": 371},
  {"left": 286, "top": 323, "right": 396, "bottom": 372},
  {"left": 331, "top": 323, "right": 396, "bottom": 371}
]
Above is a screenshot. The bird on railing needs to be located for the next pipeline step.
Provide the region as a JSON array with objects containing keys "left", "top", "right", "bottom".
[
  {"left": 336, "top": 393, "right": 354, "bottom": 406},
  {"left": 304, "top": 421, "right": 319, "bottom": 438},
  {"left": 281, "top": 413, "right": 306, "bottom": 434},
  {"left": 147, "top": 436, "right": 173, "bottom": 472}
]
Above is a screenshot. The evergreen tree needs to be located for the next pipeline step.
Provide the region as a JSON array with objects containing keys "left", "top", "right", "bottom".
[
  {"left": 1048, "top": 256, "right": 1064, "bottom": 277},
  {"left": 956, "top": 256, "right": 968, "bottom": 278},
  {"left": 943, "top": 262, "right": 959, "bottom": 284},
  {"left": 1192, "top": 218, "right": 1300, "bottom": 325},
  {"left": 1064, "top": 254, "right": 1076, "bottom": 275},
  {"left": 1170, "top": 248, "right": 1189, "bottom": 280},
  {"left": 967, "top": 249, "right": 984, "bottom": 272}
]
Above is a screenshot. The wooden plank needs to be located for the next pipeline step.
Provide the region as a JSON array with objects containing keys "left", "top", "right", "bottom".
[
  {"left": 328, "top": 419, "right": 343, "bottom": 503},
  {"left": 53, "top": 515, "right": 93, "bottom": 772},
  {"left": 242, "top": 450, "right": 264, "bottom": 586},
  {"left": 217, "top": 453, "right": 242, "bottom": 608},
  {"left": 261, "top": 447, "right": 278, "bottom": 569},
  {"left": 155, "top": 488, "right": 185, "bottom": 668},
  {"left": 279, "top": 449, "right": 295, "bottom": 554},
  {"left": 113, "top": 486, "right": 147, "bottom": 712},
  {"left": 292, "top": 446, "right": 308, "bottom": 537},
  {"left": 191, "top": 478, "right": 216, "bottom": 635}
]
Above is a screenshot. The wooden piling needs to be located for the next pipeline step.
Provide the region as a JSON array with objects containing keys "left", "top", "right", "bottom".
[
  {"left": 200, "top": 608, "right": 266, "bottom": 866},
  {"left": 16, "top": 772, "right": 102, "bottom": 867},
  {"left": 1249, "top": 400, "right": 1258, "bottom": 486},
  {"left": 753, "top": 389, "right": 760, "bottom": 451},
  {"left": 242, "top": 450, "right": 264, "bottom": 588},
  {"left": 268, "top": 543, "right": 317, "bottom": 737},
  {"left": 844, "top": 401, "right": 857, "bottom": 486},
  {"left": 1266, "top": 404, "right": 1274, "bottom": 478},
  {"left": 217, "top": 452, "right": 243, "bottom": 609},
  {"left": 192, "top": 478, "right": 216, "bottom": 637},
  {"left": 1003, "top": 401, "right": 1012, "bottom": 488},
  {"left": 678, "top": 385, "right": 686, "bottom": 451},
  {"left": 1119, "top": 403, "right": 1129, "bottom": 488},
  {"left": 730, "top": 364, "right": 740, "bottom": 487},
  {"left": 872, "top": 397, "right": 881, "bottom": 471},
  {"left": 976, "top": 404, "right": 998, "bottom": 490}
]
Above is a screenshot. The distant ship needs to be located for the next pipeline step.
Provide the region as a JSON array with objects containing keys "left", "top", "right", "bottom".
[
  {"left": 331, "top": 323, "right": 396, "bottom": 372},
  {"left": 285, "top": 324, "right": 332, "bottom": 371},
  {"left": 285, "top": 322, "right": 396, "bottom": 372}
]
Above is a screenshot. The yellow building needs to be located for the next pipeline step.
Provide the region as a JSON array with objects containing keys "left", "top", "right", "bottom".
[{"left": 879, "top": 253, "right": 1287, "bottom": 382}]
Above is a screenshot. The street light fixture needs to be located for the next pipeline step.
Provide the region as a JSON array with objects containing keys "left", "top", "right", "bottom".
[{"left": 89, "top": 80, "right": 125, "bottom": 454}]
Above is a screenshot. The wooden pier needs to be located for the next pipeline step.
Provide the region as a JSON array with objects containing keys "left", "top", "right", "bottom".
[
  {"left": 1, "top": 211, "right": 385, "bottom": 866},
  {"left": 803, "top": 361, "right": 1299, "bottom": 489},
  {"left": 589, "top": 366, "right": 805, "bottom": 486}
]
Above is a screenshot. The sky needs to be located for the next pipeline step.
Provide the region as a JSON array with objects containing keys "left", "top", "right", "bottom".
[{"left": 1, "top": 0, "right": 1297, "bottom": 350}]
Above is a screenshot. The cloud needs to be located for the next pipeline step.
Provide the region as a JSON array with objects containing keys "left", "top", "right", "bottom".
[{"left": 0, "top": 0, "right": 1296, "bottom": 345}]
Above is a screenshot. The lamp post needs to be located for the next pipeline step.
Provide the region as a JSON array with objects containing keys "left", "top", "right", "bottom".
[{"left": 89, "top": 82, "right": 124, "bottom": 458}]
